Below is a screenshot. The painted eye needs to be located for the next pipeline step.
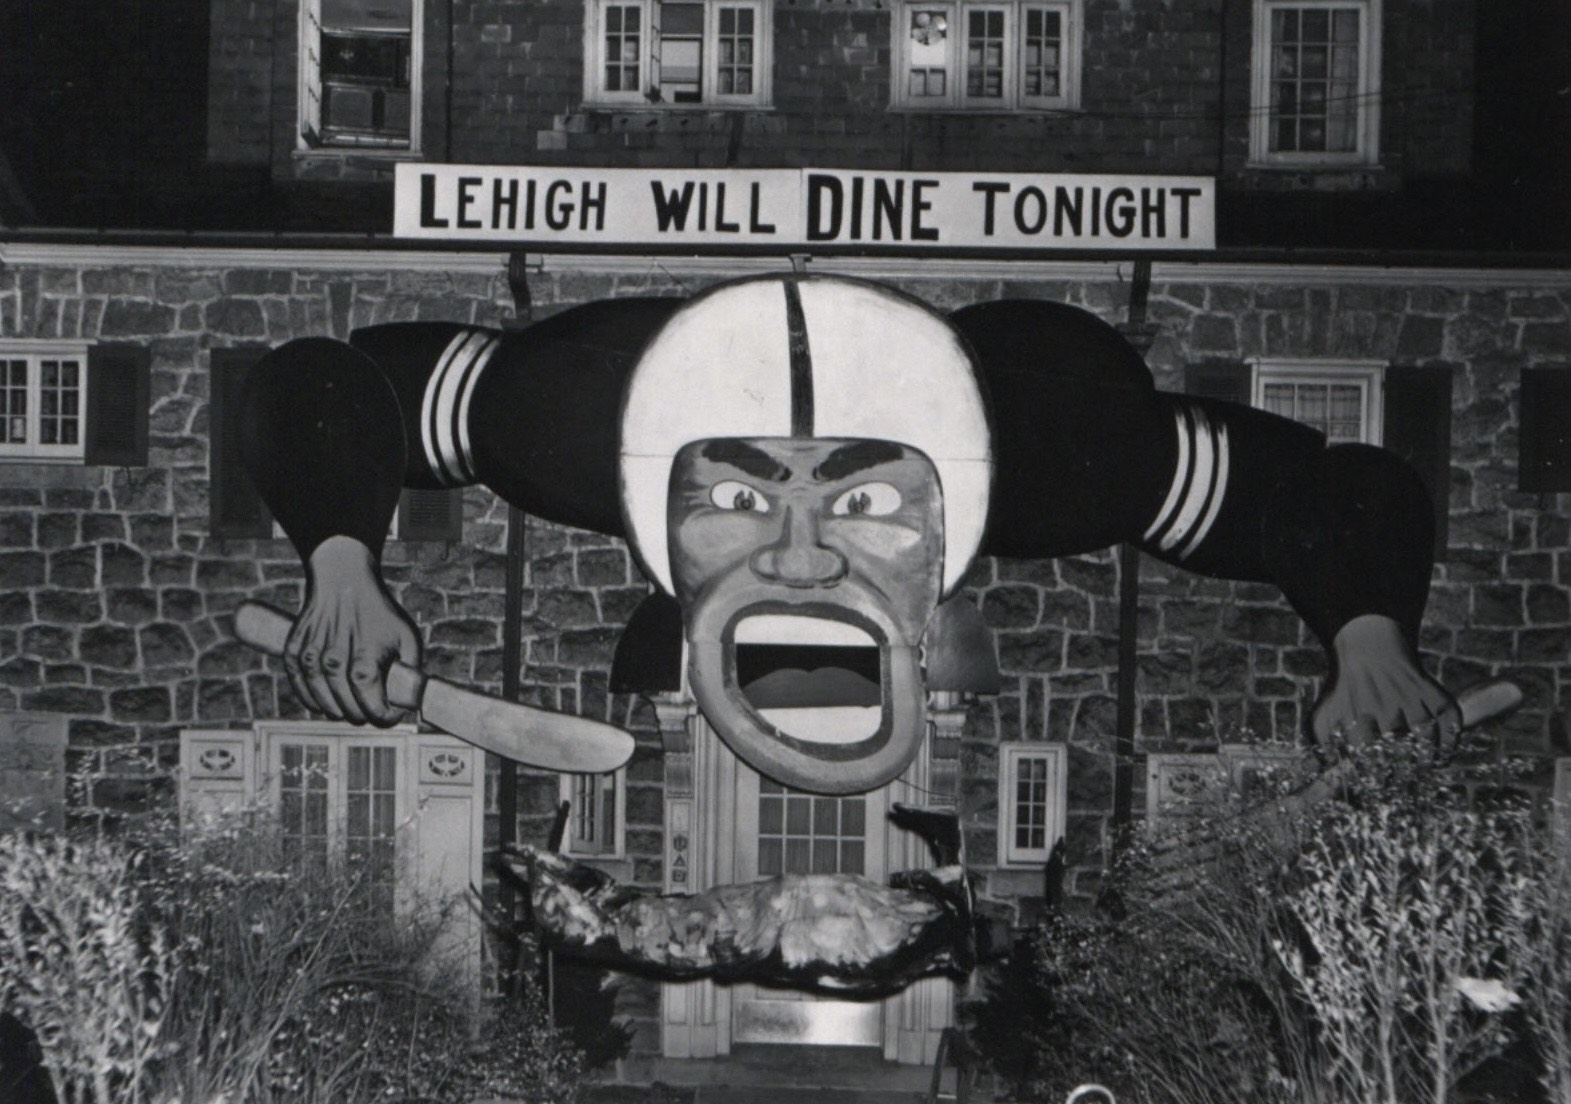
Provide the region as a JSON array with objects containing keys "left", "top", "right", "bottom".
[
  {"left": 831, "top": 482, "right": 902, "bottom": 517},
  {"left": 710, "top": 480, "right": 769, "bottom": 513}
]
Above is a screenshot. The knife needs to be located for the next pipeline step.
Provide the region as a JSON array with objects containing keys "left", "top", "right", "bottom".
[{"left": 235, "top": 601, "right": 635, "bottom": 774}]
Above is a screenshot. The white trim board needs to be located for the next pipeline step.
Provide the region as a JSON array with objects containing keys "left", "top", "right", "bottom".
[{"left": 3, "top": 241, "right": 1570, "bottom": 289}]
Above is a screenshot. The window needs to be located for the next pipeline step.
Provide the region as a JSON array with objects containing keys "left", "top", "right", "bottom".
[
  {"left": 273, "top": 734, "right": 403, "bottom": 907},
  {"left": 999, "top": 743, "right": 1065, "bottom": 866},
  {"left": 1252, "top": 359, "right": 1384, "bottom": 445},
  {"left": 756, "top": 779, "right": 866, "bottom": 875},
  {"left": 180, "top": 723, "right": 487, "bottom": 982},
  {"left": 300, "top": 0, "right": 421, "bottom": 151},
  {"left": 0, "top": 344, "right": 86, "bottom": 461},
  {"left": 1556, "top": 758, "right": 1571, "bottom": 850},
  {"left": 1250, "top": 0, "right": 1381, "bottom": 165},
  {"left": 585, "top": 0, "right": 772, "bottom": 108},
  {"left": 891, "top": 0, "right": 1081, "bottom": 111},
  {"left": 558, "top": 769, "right": 627, "bottom": 858}
]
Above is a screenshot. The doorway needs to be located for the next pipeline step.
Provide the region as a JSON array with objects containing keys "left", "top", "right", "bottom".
[
  {"left": 656, "top": 701, "right": 953, "bottom": 1063},
  {"left": 730, "top": 773, "right": 890, "bottom": 1047}
]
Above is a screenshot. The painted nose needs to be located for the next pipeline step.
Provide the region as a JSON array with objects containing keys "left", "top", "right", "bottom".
[{"left": 750, "top": 505, "right": 849, "bottom": 587}]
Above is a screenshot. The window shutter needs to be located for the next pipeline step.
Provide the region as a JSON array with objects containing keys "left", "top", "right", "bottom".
[
  {"left": 1382, "top": 364, "right": 1453, "bottom": 558},
  {"left": 301, "top": 1, "right": 324, "bottom": 144},
  {"left": 209, "top": 347, "right": 273, "bottom": 539},
  {"left": 396, "top": 487, "right": 463, "bottom": 542},
  {"left": 1184, "top": 358, "right": 1252, "bottom": 404},
  {"left": 84, "top": 344, "right": 150, "bottom": 467},
  {"left": 180, "top": 728, "right": 259, "bottom": 828},
  {"left": 408, "top": 736, "right": 486, "bottom": 988},
  {"left": 1519, "top": 367, "right": 1571, "bottom": 493}
]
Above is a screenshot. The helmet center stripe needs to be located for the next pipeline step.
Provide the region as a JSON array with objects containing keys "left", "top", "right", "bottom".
[{"left": 783, "top": 279, "right": 815, "bottom": 436}]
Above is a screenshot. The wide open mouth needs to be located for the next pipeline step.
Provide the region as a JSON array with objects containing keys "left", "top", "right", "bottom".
[{"left": 732, "top": 615, "right": 883, "bottom": 745}]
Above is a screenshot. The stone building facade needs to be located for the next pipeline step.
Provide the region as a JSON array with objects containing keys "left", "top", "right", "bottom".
[
  {"left": 207, "top": 0, "right": 1473, "bottom": 185},
  {"left": 2, "top": 241, "right": 1569, "bottom": 1056}
]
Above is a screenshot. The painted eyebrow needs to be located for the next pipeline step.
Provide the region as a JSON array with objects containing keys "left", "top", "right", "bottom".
[
  {"left": 813, "top": 440, "right": 906, "bottom": 482},
  {"left": 699, "top": 440, "right": 792, "bottom": 482}
]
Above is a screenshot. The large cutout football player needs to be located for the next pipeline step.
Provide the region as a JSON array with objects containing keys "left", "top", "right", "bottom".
[
  {"left": 237, "top": 272, "right": 1483, "bottom": 989},
  {"left": 238, "top": 273, "right": 1461, "bottom": 796}
]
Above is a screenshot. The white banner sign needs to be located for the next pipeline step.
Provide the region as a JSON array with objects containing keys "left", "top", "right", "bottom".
[{"left": 393, "top": 164, "right": 1216, "bottom": 252}]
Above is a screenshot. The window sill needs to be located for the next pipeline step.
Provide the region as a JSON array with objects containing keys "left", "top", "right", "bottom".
[
  {"left": 294, "top": 145, "right": 420, "bottom": 162},
  {"left": 0, "top": 454, "right": 86, "bottom": 466},
  {"left": 580, "top": 101, "right": 773, "bottom": 113},
  {"left": 1236, "top": 163, "right": 1392, "bottom": 192},
  {"left": 886, "top": 104, "right": 1082, "bottom": 115}
]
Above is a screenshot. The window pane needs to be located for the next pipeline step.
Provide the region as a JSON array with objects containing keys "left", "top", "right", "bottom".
[
  {"left": 839, "top": 840, "right": 864, "bottom": 875},
  {"left": 1262, "top": 382, "right": 1295, "bottom": 419},
  {"left": 28, "top": 356, "right": 82, "bottom": 452},
  {"left": 841, "top": 799, "right": 865, "bottom": 836},
  {"left": 759, "top": 794, "right": 782, "bottom": 834},
  {"left": 965, "top": 7, "right": 1005, "bottom": 99},
  {"left": 757, "top": 783, "right": 867, "bottom": 878},
  {"left": 349, "top": 746, "right": 370, "bottom": 790},
  {"left": 662, "top": 2, "right": 703, "bottom": 33},
  {"left": 716, "top": 4, "right": 755, "bottom": 99},
  {"left": 759, "top": 837, "right": 783, "bottom": 876},
  {"left": 813, "top": 797, "right": 837, "bottom": 835},
  {"left": 811, "top": 840, "right": 837, "bottom": 873},
  {"left": 786, "top": 838, "right": 811, "bottom": 873},
  {"left": 605, "top": 3, "right": 642, "bottom": 94},
  {"left": 657, "top": 1, "right": 705, "bottom": 103},
  {"left": 786, "top": 795, "right": 811, "bottom": 835},
  {"left": 1327, "top": 384, "right": 1364, "bottom": 441},
  {"left": 1267, "top": 5, "right": 1362, "bottom": 154},
  {"left": 908, "top": 8, "right": 951, "bottom": 99}
]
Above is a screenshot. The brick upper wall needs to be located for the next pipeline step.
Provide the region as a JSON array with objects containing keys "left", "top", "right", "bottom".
[{"left": 209, "top": 0, "right": 1474, "bottom": 185}]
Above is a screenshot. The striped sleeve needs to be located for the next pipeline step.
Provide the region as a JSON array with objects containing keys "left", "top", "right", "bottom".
[
  {"left": 1137, "top": 393, "right": 1433, "bottom": 648},
  {"left": 413, "top": 328, "right": 501, "bottom": 486},
  {"left": 1142, "top": 403, "right": 1232, "bottom": 563},
  {"left": 1136, "top": 393, "right": 1321, "bottom": 581}
]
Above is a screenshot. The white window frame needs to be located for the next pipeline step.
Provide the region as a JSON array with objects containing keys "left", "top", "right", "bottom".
[
  {"left": 1249, "top": 0, "right": 1381, "bottom": 167},
  {"left": 890, "top": 0, "right": 1081, "bottom": 112},
  {"left": 558, "top": 767, "right": 628, "bottom": 858},
  {"left": 181, "top": 721, "right": 487, "bottom": 986},
  {"left": 0, "top": 341, "right": 89, "bottom": 463},
  {"left": 1555, "top": 758, "right": 1571, "bottom": 851},
  {"left": 583, "top": 0, "right": 773, "bottom": 110},
  {"left": 298, "top": 0, "right": 423, "bottom": 154},
  {"left": 261, "top": 722, "right": 413, "bottom": 895},
  {"left": 998, "top": 743, "right": 1066, "bottom": 867},
  {"left": 1251, "top": 358, "right": 1385, "bottom": 445}
]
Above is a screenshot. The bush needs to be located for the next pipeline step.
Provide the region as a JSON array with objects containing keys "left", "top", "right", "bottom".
[
  {"left": 0, "top": 812, "right": 587, "bottom": 1104},
  {"left": 964, "top": 736, "right": 1564, "bottom": 1104}
]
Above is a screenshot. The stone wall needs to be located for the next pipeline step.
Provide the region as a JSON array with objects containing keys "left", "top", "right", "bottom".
[{"left": 2, "top": 247, "right": 1568, "bottom": 1036}]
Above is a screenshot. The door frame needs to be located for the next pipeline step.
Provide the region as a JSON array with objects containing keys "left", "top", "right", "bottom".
[{"left": 654, "top": 693, "right": 953, "bottom": 1063}]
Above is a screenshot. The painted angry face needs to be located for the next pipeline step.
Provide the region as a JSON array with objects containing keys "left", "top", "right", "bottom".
[
  {"left": 620, "top": 274, "right": 993, "bottom": 794},
  {"left": 668, "top": 437, "right": 945, "bottom": 794}
]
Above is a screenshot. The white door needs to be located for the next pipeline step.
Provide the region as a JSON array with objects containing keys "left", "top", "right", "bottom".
[{"left": 730, "top": 766, "right": 891, "bottom": 1047}]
